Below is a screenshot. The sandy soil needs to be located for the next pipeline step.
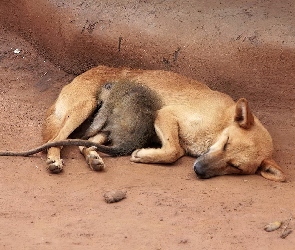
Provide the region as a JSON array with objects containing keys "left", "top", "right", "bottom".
[{"left": 0, "top": 1, "right": 295, "bottom": 249}]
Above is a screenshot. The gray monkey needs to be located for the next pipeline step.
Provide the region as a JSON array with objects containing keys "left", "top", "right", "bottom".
[{"left": 83, "top": 80, "right": 163, "bottom": 156}]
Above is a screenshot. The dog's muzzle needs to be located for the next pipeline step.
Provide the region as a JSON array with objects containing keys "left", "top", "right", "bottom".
[{"left": 193, "top": 157, "right": 209, "bottom": 179}]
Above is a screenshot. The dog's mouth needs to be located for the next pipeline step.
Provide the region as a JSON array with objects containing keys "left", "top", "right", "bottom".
[
  {"left": 193, "top": 153, "right": 244, "bottom": 179},
  {"left": 194, "top": 161, "right": 248, "bottom": 182}
]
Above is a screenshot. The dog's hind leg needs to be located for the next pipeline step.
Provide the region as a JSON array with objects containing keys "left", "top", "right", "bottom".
[
  {"left": 79, "top": 133, "right": 108, "bottom": 171},
  {"left": 43, "top": 99, "right": 97, "bottom": 173},
  {"left": 131, "top": 107, "right": 185, "bottom": 164}
]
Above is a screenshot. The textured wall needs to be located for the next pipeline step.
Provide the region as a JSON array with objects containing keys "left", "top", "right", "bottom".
[{"left": 0, "top": 0, "right": 294, "bottom": 102}]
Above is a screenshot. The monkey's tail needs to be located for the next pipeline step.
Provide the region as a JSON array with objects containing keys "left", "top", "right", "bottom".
[{"left": 0, "top": 139, "right": 126, "bottom": 157}]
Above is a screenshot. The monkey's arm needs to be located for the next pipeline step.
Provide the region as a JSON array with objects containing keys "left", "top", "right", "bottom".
[{"left": 83, "top": 106, "right": 109, "bottom": 139}]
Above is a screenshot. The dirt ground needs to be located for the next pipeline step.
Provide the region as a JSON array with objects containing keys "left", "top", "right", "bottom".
[{"left": 0, "top": 1, "right": 295, "bottom": 249}]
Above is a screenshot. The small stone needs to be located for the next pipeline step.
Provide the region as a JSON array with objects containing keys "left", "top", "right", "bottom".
[
  {"left": 103, "top": 190, "right": 127, "bottom": 203},
  {"left": 13, "top": 49, "right": 21, "bottom": 54},
  {"left": 281, "top": 229, "right": 292, "bottom": 239},
  {"left": 264, "top": 221, "right": 282, "bottom": 232}
]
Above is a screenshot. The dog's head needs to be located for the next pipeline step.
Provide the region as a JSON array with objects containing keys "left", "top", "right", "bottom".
[{"left": 194, "top": 98, "right": 286, "bottom": 182}]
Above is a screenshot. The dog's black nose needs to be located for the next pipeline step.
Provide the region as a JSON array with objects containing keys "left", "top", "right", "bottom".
[{"left": 193, "top": 161, "right": 207, "bottom": 179}]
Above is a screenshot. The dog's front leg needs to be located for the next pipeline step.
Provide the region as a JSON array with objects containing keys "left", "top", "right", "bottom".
[
  {"left": 79, "top": 133, "right": 107, "bottom": 171},
  {"left": 131, "top": 107, "right": 185, "bottom": 164}
]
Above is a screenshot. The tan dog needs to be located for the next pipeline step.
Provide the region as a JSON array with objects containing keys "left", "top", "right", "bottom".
[{"left": 42, "top": 65, "right": 285, "bottom": 181}]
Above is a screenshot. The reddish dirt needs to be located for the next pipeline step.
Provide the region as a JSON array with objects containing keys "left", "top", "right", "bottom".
[{"left": 0, "top": 1, "right": 295, "bottom": 249}]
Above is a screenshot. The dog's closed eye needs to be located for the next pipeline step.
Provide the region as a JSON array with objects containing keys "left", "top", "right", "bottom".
[{"left": 223, "top": 137, "right": 230, "bottom": 151}]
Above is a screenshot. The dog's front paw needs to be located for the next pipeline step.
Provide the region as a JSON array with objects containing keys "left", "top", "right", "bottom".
[
  {"left": 86, "top": 151, "right": 105, "bottom": 171},
  {"left": 46, "top": 158, "right": 64, "bottom": 174},
  {"left": 130, "top": 149, "right": 141, "bottom": 162},
  {"left": 130, "top": 149, "right": 151, "bottom": 163}
]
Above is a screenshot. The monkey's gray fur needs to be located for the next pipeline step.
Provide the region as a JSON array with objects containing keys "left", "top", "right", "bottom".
[{"left": 82, "top": 81, "right": 163, "bottom": 156}]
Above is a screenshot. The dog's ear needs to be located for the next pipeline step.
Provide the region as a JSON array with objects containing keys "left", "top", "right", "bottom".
[
  {"left": 258, "top": 159, "right": 286, "bottom": 182},
  {"left": 234, "top": 98, "right": 254, "bottom": 129}
]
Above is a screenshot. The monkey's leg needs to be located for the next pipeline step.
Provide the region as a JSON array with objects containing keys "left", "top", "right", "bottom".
[
  {"left": 79, "top": 133, "right": 108, "bottom": 171},
  {"left": 130, "top": 107, "right": 185, "bottom": 163}
]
